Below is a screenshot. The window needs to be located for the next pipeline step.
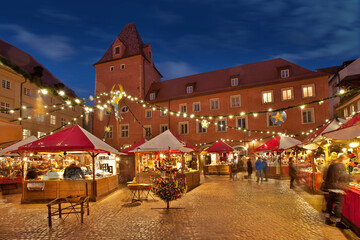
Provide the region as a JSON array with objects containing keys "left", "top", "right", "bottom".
[
  {"left": 280, "top": 69, "right": 290, "bottom": 78},
  {"left": 230, "top": 95, "right": 241, "bottom": 108},
  {"left": 50, "top": 97, "right": 55, "bottom": 105},
  {"left": 110, "top": 66, "right": 114, "bottom": 72},
  {"left": 350, "top": 105, "right": 355, "bottom": 114},
  {"left": 231, "top": 78, "right": 239, "bottom": 86},
  {"left": 193, "top": 102, "right": 201, "bottom": 112},
  {"left": 344, "top": 108, "right": 349, "bottom": 117},
  {"left": 262, "top": 91, "right": 273, "bottom": 103},
  {"left": 302, "top": 108, "right": 315, "bottom": 124},
  {"left": 50, "top": 115, "right": 56, "bottom": 125},
  {"left": 104, "top": 126, "right": 113, "bottom": 139},
  {"left": 149, "top": 93, "right": 156, "bottom": 100},
  {"left": 24, "top": 87, "right": 31, "bottom": 97},
  {"left": 121, "top": 64, "right": 125, "bottom": 70},
  {"left": 114, "top": 46, "right": 120, "bottom": 54},
  {"left": 144, "top": 125, "right": 152, "bottom": 138},
  {"left": 0, "top": 102, "right": 10, "bottom": 114},
  {"left": 216, "top": 119, "right": 226, "bottom": 132},
  {"left": 61, "top": 118, "right": 66, "bottom": 126},
  {"left": 37, "top": 132, "right": 46, "bottom": 138},
  {"left": 23, "top": 129, "right": 31, "bottom": 139},
  {"left": 35, "top": 114, "right": 45, "bottom": 122},
  {"left": 267, "top": 113, "right": 276, "bottom": 127},
  {"left": 236, "top": 116, "right": 247, "bottom": 129},
  {"left": 186, "top": 86, "right": 193, "bottom": 94},
  {"left": 145, "top": 109, "right": 152, "bottom": 118},
  {"left": 179, "top": 104, "right": 187, "bottom": 113},
  {"left": 160, "top": 124, "right": 168, "bottom": 133},
  {"left": 281, "top": 87, "right": 293, "bottom": 101},
  {"left": 160, "top": 110, "right": 167, "bottom": 117},
  {"left": 2, "top": 80, "right": 10, "bottom": 89},
  {"left": 197, "top": 122, "right": 207, "bottom": 133},
  {"left": 302, "top": 84, "right": 315, "bottom": 98},
  {"left": 210, "top": 98, "right": 220, "bottom": 110},
  {"left": 179, "top": 122, "right": 189, "bottom": 135},
  {"left": 120, "top": 124, "right": 129, "bottom": 138},
  {"left": 121, "top": 106, "right": 129, "bottom": 113}
]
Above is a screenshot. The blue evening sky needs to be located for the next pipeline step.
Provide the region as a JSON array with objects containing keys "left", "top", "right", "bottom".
[{"left": 0, "top": 0, "right": 359, "bottom": 99}]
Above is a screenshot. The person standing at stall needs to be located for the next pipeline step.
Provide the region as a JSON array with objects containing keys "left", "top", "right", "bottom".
[
  {"left": 255, "top": 156, "right": 265, "bottom": 183},
  {"left": 289, "top": 157, "right": 297, "bottom": 188},
  {"left": 64, "top": 161, "right": 85, "bottom": 179},
  {"left": 323, "top": 154, "right": 350, "bottom": 228},
  {"left": 26, "top": 162, "right": 38, "bottom": 180},
  {"left": 247, "top": 157, "right": 253, "bottom": 180}
]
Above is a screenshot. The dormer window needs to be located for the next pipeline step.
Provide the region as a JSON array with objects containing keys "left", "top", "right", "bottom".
[
  {"left": 231, "top": 78, "right": 239, "bottom": 86},
  {"left": 280, "top": 69, "right": 290, "bottom": 78},
  {"left": 149, "top": 92, "right": 156, "bottom": 100},
  {"left": 114, "top": 46, "right": 120, "bottom": 55},
  {"left": 186, "top": 86, "right": 193, "bottom": 94}
]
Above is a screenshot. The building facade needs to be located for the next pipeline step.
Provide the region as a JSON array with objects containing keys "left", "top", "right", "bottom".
[
  {"left": 0, "top": 39, "right": 84, "bottom": 141},
  {"left": 94, "top": 23, "right": 330, "bottom": 152}
]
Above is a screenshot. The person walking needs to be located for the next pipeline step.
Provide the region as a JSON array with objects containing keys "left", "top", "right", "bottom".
[
  {"left": 255, "top": 157, "right": 265, "bottom": 182},
  {"left": 237, "top": 156, "right": 245, "bottom": 180},
  {"left": 289, "top": 157, "right": 297, "bottom": 188},
  {"left": 262, "top": 158, "right": 268, "bottom": 181},
  {"left": 247, "top": 157, "right": 253, "bottom": 180},
  {"left": 323, "top": 154, "right": 350, "bottom": 228}
]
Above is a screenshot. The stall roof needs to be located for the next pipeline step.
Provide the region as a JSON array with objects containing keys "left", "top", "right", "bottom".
[
  {"left": 0, "top": 136, "right": 37, "bottom": 155},
  {"left": 18, "top": 125, "right": 122, "bottom": 154},
  {"left": 0, "top": 120, "right": 23, "bottom": 145},
  {"left": 323, "top": 113, "right": 360, "bottom": 140},
  {"left": 206, "top": 140, "right": 234, "bottom": 153},
  {"left": 300, "top": 119, "right": 345, "bottom": 150},
  {"left": 121, "top": 139, "right": 146, "bottom": 155},
  {"left": 130, "top": 130, "right": 197, "bottom": 152},
  {"left": 252, "top": 135, "right": 301, "bottom": 153}
]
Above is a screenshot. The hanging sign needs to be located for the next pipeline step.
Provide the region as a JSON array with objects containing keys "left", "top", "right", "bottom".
[
  {"left": 110, "top": 84, "right": 124, "bottom": 120},
  {"left": 270, "top": 111, "right": 287, "bottom": 125}
]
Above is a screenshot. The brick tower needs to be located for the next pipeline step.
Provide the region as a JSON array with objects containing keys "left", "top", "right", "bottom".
[{"left": 93, "top": 23, "right": 162, "bottom": 149}]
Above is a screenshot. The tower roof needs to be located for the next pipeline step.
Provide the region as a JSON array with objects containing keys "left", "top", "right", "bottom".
[{"left": 95, "top": 23, "right": 146, "bottom": 65}]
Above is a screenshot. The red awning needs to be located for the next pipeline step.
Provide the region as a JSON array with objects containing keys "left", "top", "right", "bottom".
[
  {"left": 206, "top": 140, "right": 234, "bottom": 153},
  {"left": 169, "top": 130, "right": 198, "bottom": 152},
  {"left": 252, "top": 135, "right": 301, "bottom": 153},
  {"left": 18, "top": 125, "right": 121, "bottom": 154},
  {"left": 121, "top": 139, "right": 146, "bottom": 155},
  {"left": 324, "top": 113, "right": 360, "bottom": 140}
]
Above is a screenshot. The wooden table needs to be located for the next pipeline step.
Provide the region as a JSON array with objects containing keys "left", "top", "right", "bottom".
[
  {"left": 127, "top": 183, "right": 152, "bottom": 202},
  {"left": 47, "top": 196, "right": 90, "bottom": 227}
]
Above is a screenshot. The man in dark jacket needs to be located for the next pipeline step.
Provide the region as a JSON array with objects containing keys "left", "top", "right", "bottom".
[
  {"left": 289, "top": 157, "right": 297, "bottom": 188},
  {"left": 63, "top": 162, "right": 85, "bottom": 179},
  {"left": 323, "top": 154, "right": 350, "bottom": 228}
]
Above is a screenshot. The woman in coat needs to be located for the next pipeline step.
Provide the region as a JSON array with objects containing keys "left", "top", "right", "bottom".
[{"left": 247, "top": 158, "right": 253, "bottom": 180}]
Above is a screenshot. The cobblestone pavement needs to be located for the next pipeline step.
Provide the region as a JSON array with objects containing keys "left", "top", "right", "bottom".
[{"left": 0, "top": 175, "right": 358, "bottom": 240}]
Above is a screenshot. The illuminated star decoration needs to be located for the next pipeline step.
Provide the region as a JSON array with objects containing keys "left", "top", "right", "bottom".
[
  {"left": 201, "top": 120, "right": 210, "bottom": 129},
  {"left": 270, "top": 111, "right": 287, "bottom": 125},
  {"left": 110, "top": 84, "right": 123, "bottom": 120}
]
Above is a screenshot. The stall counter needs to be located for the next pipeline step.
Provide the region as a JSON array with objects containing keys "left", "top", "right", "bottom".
[
  {"left": 22, "top": 175, "right": 118, "bottom": 203},
  {"left": 203, "top": 164, "right": 229, "bottom": 175},
  {"left": 342, "top": 187, "right": 360, "bottom": 237}
]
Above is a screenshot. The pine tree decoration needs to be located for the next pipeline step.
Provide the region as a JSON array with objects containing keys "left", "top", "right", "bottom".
[{"left": 151, "top": 158, "right": 187, "bottom": 209}]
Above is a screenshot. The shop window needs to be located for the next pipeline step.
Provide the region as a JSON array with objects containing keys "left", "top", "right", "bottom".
[
  {"left": 230, "top": 95, "right": 241, "bottom": 108},
  {"left": 216, "top": 120, "right": 226, "bottom": 132},
  {"left": 262, "top": 91, "right": 273, "bottom": 104},
  {"left": 120, "top": 124, "right": 129, "bottom": 138},
  {"left": 281, "top": 87, "right": 293, "bottom": 101},
  {"left": 302, "top": 84, "right": 315, "bottom": 98},
  {"left": 179, "top": 122, "right": 188, "bottom": 135},
  {"left": 210, "top": 98, "right": 219, "bottom": 110},
  {"left": 179, "top": 104, "right": 187, "bottom": 113},
  {"left": 301, "top": 108, "right": 315, "bottom": 124},
  {"left": 193, "top": 102, "right": 200, "bottom": 112}
]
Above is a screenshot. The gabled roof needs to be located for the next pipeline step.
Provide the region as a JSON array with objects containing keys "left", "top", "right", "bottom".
[
  {"left": 252, "top": 135, "right": 301, "bottom": 153},
  {"left": 121, "top": 139, "right": 146, "bottom": 155},
  {"left": 146, "top": 58, "right": 327, "bottom": 102},
  {"left": 206, "top": 140, "right": 234, "bottom": 153},
  {"left": 95, "top": 23, "right": 146, "bottom": 65},
  {"left": 0, "top": 38, "right": 77, "bottom": 98}
]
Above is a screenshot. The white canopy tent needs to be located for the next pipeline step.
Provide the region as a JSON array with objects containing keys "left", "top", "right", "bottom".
[{"left": 0, "top": 136, "right": 38, "bottom": 156}]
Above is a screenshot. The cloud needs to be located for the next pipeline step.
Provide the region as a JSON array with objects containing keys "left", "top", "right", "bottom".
[
  {"left": 39, "top": 8, "right": 79, "bottom": 21},
  {"left": 0, "top": 24, "right": 75, "bottom": 61},
  {"left": 157, "top": 61, "right": 198, "bottom": 80}
]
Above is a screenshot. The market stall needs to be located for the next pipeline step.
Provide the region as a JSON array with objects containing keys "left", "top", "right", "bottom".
[
  {"left": 131, "top": 130, "right": 200, "bottom": 191},
  {"left": 0, "top": 136, "right": 38, "bottom": 194},
  {"left": 252, "top": 135, "right": 301, "bottom": 178},
  {"left": 119, "top": 139, "right": 146, "bottom": 183},
  {"left": 17, "top": 125, "right": 122, "bottom": 203},
  {"left": 203, "top": 140, "right": 234, "bottom": 175}
]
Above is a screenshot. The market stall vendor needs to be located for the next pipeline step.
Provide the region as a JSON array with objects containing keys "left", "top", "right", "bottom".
[
  {"left": 63, "top": 161, "right": 85, "bottom": 179},
  {"left": 26, "top": 163, "right": 38, "bottom": 180}
]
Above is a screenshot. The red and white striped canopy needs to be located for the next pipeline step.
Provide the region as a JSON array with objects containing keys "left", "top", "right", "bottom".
[
  {"left": 324, "top": 113, "right": 360, "bottom": 140},
  {"left": 252, "top": 135, "right": 301, "bottom": 152}
]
